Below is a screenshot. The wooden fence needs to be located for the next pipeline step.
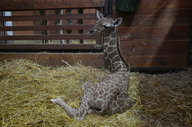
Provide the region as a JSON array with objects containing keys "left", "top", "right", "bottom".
[{"left": 0, "top": 0, "right": 105, "bottom": 52}]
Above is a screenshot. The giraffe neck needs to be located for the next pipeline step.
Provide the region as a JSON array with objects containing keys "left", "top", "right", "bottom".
[{"left": 103, "top": 28, "right": 127, "bottom": 72}]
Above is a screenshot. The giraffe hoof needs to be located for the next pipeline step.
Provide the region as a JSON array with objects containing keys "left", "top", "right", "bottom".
[
  {"left": 50, "top": 98, "right": 62, "bottom": 103},
  {"left": 50, "top": 99, "right": 56, "bottom": 103}
]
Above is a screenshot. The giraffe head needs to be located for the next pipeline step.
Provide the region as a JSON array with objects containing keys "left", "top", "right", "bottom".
[{"left": 88, "top": 10, "right": 123, "bottom": 35}]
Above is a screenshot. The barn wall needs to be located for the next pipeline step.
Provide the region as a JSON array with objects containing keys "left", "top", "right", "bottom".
[
  {"left": 1, "top": 0, "right": 192, "bottom": 68},
  {"left": 0, "top": 12, "right": 4, "bottom": 44},
  {"left": 114, "top": 0, "right": 192, "bottom": 67},
  {"left": 189, "top": 18, "right": 192, "bottom": 66}
]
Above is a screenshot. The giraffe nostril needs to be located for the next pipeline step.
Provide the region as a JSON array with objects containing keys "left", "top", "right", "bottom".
[{"left": 87, "top": 30, "right": 94, "bottom": 35}]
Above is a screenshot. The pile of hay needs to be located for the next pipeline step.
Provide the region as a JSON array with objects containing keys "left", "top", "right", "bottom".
[
  {"left": 0, "top": 59, "right": 191, "bottom": 127},
  {"left": 138, "top": 71, "right": 192, "bottom": 127}
]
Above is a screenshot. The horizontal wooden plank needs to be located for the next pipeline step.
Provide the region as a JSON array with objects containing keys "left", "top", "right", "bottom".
[
  {"left": 135, "top": 8, "right": 192, "bottom": 15},
  {"left": 0, "top": 53, "right": 187, "bottom": 67},
  {"left": 118, "top": 25, "right": 190, "bottom": 41},
  {"left": 0, "top": 0, "right": 105, "bottom": 11},
  {"left": 115, "top": 8, "right": 192, "bottom": 26},
  {"left": 0, "top": 53, "right": 105, "bottom": 67},
  {"left": 137, "top": 0, "right": 192, "bottom": 10},
  {"left": 119, "top": 40, "right": 189, "bottom": 55},
  {"left": 0, "top": 14, "right": 96, "bottom": 21},
  {"left": 123, "top": 54, "right": 187, "bottom": 67},
  {"left": 0, "top": 35, "right": 97, "bottom": 40},
  {"left": 120, "top": 40, "right": 189, "bottom": 47},
  {"left": 0, "top": 44, "right": 103, "bottom": 52},
  {"left": 0, "top": 25, "right": 94, "bottom": 31}
]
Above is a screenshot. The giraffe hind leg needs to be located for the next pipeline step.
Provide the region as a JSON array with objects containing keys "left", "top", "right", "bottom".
[
  {"left": 119, "top": 97, "right": 133, "bottom": 113},
  {"left": 110, "top": 97, "right": 133, "bottom": 114},
  {"left": 50, "top": 98, "right": 76, "bottom": 117},
  {"left": 50, "top": 98, "right": 89, "bottom": 120}
]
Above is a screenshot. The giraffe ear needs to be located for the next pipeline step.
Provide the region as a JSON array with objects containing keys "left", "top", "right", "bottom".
[
  {"left": 113, "top": 17, "right": 123, "bottom": 27},
  {"left": 96, "top": 10, "right": 103, "bottom": 19}
]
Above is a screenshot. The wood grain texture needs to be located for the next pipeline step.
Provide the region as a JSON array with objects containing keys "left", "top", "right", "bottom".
[
  {"left": 115, "top": 8, "right": 192, "bottom": 26},
  {"left": 118, "top": 25, "right": 190, "bottom": 41},
  {"left": 137, "top": 0, "right": 192, "bottom": 9},
  {"left": 0, "top": 35, "right": 96, "bottom": 40},
  {"left": 0, "top": 53, "right": 186, "bottom": 68},
  {"left": 0, "top": 14, "right": 96, "bottom": 21},
  {"left": 0, "top": 25, "right": 94, "bottom": 31},
  {"left": 0, "top": 53, "right": 104, "bottom": 67},
  {"left": 114, "top": 0, "right": 192, "bottom": 67},
  {"left": 123, "top": 54, "right": 187, "bottom": 67},
  {"left": 0, "top": 44, "right": 103, "bottom": 52},
  {"left": 0, "top": 0, "right": 191, "bottom": 68},
  {"left": 0, "top": 0, "right": 105, "bottom": 11},
  {"left": 120, "top": 40, "right": 188, "bottom": 55}
]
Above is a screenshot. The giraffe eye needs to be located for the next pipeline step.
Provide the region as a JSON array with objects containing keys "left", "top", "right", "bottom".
[{"left": 103, "top": 25, "right": 110, "bottom": 29}]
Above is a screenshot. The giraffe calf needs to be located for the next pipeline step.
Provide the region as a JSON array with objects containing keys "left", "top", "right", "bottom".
[
  {"left": 51, "top": 10, "right": 132, "bottom": 120},
  {"left": 51, "top": 69, "right": 132, "bottom": 120}
]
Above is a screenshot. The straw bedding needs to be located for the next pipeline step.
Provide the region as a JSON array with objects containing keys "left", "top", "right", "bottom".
[{"left": 0, "top": 59, "right": 191, "bottom": 127}]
